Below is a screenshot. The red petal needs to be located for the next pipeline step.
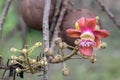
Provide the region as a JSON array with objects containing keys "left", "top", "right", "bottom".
[
  {"left": 79, "top": 46, "right": 93, "bottom": 56},
  {"left": 77, "top": 17, "right": 85, "bottom": 31},
  {"left": 94, "top": 37, "right": 100, "bottom": 48},
  {"left": 66, "top": 29, "right": 81, "bottom": 38},
  {"left": 94, "top": 30, "right": 109, "bottom": 38},
  {"left": 85, "top": 18, "right": 96, "bottom": 30}
]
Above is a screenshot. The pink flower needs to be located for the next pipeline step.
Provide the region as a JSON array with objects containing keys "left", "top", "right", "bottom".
[{"left": 66, "top": 17, "right": 109, "bottom": 56}]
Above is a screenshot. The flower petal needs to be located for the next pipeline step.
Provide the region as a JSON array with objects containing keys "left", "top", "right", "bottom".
[
  {"left": 66, "top": 29, "right": 81, "bottom": 38},
  {"left": 79, "top": 46, "right": 93, "bottom": 56},
  {"left": 94, "top": 37, "right": 100, "bottom": 48},
  {"left": 77, "top": 17, "right": 85, "bottom": 32},
  {"left": 94, "top": 30, "right": 109, "bottom": 38},
  {"left": 85, "top": 18, "right": 96, "bottom": 31}
]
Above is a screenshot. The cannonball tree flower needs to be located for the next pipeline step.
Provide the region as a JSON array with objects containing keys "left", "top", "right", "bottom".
[{"left": 66, "top": 17, "right": 109, "bottom": 56}]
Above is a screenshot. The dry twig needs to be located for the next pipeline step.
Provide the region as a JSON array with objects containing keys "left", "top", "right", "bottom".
[
  {"left": 19, "top": 18, "right": 27, "bottom": 47},
  {"left": 96, "top": 0, "right": 120, "bottom": 29},
  {"left": 0, "top": 56, "right": 9, "bottom": 70},
  {"left": 50, "top": 0, "right": 62, "bottom": 38},
  {"left": 51, "top": 0, "right": 69, "bottom": 50},
  {"left": 0, "top": 0, "right": 13, "bottom": 41},
  {"left": 49, "top": 46, "right": 78, "bottom": 63}
]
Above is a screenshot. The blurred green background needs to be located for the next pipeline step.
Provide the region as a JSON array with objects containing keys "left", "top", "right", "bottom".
[{"left": 0, "top": 0, "right": 120, "bottom": 80}]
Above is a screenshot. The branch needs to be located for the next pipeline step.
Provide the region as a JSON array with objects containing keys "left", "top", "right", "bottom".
[
  {"left": 49, "top": 46, "right": 78, "bottom": 63},
  {"left": 0, "top": 0, "right": 13, "bottom": 41},
  {"left": 0, "top": 65, "right": 9, "bottom": 70},
  {"left": 51, "top": 0, "right": 69, "bottom": 50},
  {"left": 50, "top": 0, "right": 62, "bottom": 38},
  {"left": 42, "top": 0, "right": 51, "bottom": 49},
  {"left": 42, "top": 0, "right": 51, "bottom": 80},
  {"left": 0, "top": 56, "right": 9, "bottom": 70},
  {"left": 96, "top": 0, "right": 120, "bottom": 29},
  {"left": 19, "top": 18, "right": 27, "bottom": 47}
]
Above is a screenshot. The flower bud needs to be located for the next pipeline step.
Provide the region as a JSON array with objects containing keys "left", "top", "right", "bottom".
[
  {"left": 31, "top": 59, "right": 36, "bottom": 64},
  {"left": 22, "top": 48, "right": 28, "bottom": 54},
  {"left": 35, "top": 42, "right": 42, "bottom": 47},
  {"left": 74, "top": 39, "right": 80, "bottom": 45},
  {"left": 10, "top": 48, "right": 16, "bottom": 53},
  {"left": 39, "top": 59, "right": 48, "bottom": 66},
  {"left": 43, "top": 57, "right": 47, "bottom": 61},
  {"left": 54, "top": 55, "right": 62, "bottom": 61},
  {"left": 58, "top": 42, "right": 63, "bottom": 48},
  {"left": 44, "top": 61, "right": 48, "bottom": 65},
  {"left": 62, "top": 42, "right": 68, "bottom": 48},
  {"left": 18, "top": 56, "right": 24, "bottom": 61},
  {"left": 62, "top": 68, "right": 69, "bottom": 76},
  {"left": 58, "top": 42, "right": 67, "bottom": 49},
  {"left": 16, "top": 68, "right": 21, "bottom": 73},
  {"left": 40, "top": 60, "right": 45, "bottom": 66},
  {"left": 11, "top": 60, "right": 17, "bottom": 64},
  {"left": 54, "top": 37, "right": 62, "bottom": 45},
  {"left": 44, "top": 48, "right": 53, "bottom": 56},
  {"left": 89, "top": 54, "right": 96, "bottom": 63},
  {"left": 44, "top": 48, "right": 49, "bottom": 53},
  {"left": 100, "top": 42, "right": 107, "bottom": 49},
  {"left": 89, "top": 57, "right": 96, "bottom": 63},
  {"left": 11, "top": 55, "right": 17, "bottom": 60},
  {"left": 11, "top": 60, "right": 14, "bottom": 64}
]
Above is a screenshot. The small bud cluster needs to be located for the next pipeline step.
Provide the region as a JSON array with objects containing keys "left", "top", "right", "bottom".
[
  {"left": 54, "top": 37, "right": 68, "bottom": 49},
  {"left": 8, "top": 36, "right": 108, "bottom": 78},
  {"left": 30, "top": 59, "right": 36, "bottom": 64},
  {"left": 9, "top": 41, "right": 49, "bottom": 74},
  {"left": 38, "top": 57, "right": 48, "bottom": 66}
]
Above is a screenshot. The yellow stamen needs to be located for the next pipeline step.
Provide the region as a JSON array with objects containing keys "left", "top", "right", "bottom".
[
  {"left": 80, "top": 32, "right": 95, "bottom": 41},
  {"left": 75, "top": 22, "right": 80, "bottom": 30}
]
